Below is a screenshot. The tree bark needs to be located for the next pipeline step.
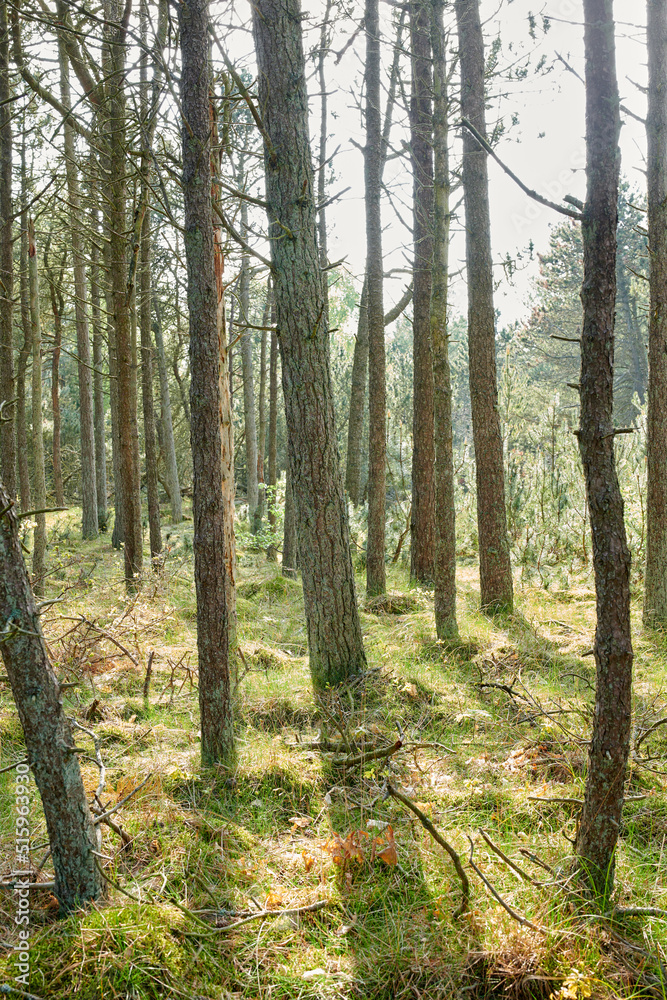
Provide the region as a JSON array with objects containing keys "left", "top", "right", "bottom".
[
  {"left": 644, "top": 0, "right": 667, "bottom": 625},
  {"left": 46, "top": 253, "right": 65, "bottom": 509},
  {"left": 0, "top": 1, "right": 15, "bottom": 499},
  {"left": 28, "top": 219, "right": 46, "bottom": 596},
  {"left": 431, "top": 0, "right": 457, "bottom": 637},
  {"left": 267, "top": 316, "right": 278, "bottom": 561},
  {"left": 57, "top": 17, "right": 98, "bottom": 539},
  {"left": 17, "top": 136, "right": 32, "bottom": 513},
  {"left": 102, "top": 0, "right": 142, "bottom": 588},
  {"left": 238, "top": 193, "right": 259, "bottom": 532},
  {"left": 152, "top": 295, "right": 183, "bottom": 523},
  {"left": 345, "top": 277, "right": 369, "bottom": 505},
  {"left": 365, "top": 0, "right": 387, "bottom": 597},
  {"left": 178, "top": 0, "right": 233, "bottom": 763},
  {"left": 455, "top": 0, "right": 513, "bottom": 612},
  {"left": 0, "top": 481, "right": 103, "bottom": 912},
  {"left": 89, "top": 185, "right": 108, "bottom": 529},
  {"left": 282, "top": 454, "right": 298, "bottom": 579},
  {"left": 574, "top": 0, "right": 632, "bottom": 898},
  {"left": 409, "top": 0, "right": 436, "bottom": 586},
  {"left": 257, "top": 284, "right": 270, "bottom": 528},
  {"left": 252, "top": 0, "right": 367, "bottom": 688}
]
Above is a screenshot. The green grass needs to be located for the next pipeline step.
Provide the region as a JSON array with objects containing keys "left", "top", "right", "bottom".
[{"left": 1, "top": 505, "right": 666, "bottom": 999}]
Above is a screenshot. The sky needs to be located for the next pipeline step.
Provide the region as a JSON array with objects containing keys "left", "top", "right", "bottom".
[{"left": 303, "top": 0, "right": 648, "bottom": 326}]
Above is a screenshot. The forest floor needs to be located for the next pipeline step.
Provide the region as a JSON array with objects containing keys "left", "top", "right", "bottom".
[{"left": 1, "top": 508, "right": 667, "bottom": 1000}]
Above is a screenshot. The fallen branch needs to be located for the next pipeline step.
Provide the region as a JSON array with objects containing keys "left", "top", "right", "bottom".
[
  {"left": 333, "top": 739, "right": 403, "bottom": 768},
  {"left": 613, "top": 906, "right": 667, "bottom": 919},
  {"left": 478, "top": 828, "right": 544, "bottom": 886},
  {"left": 467, "top": 836, "right": 546, "bottom": 935},
  {"left": 0, "top": 757, "right": 28, "bottom": 774},
  {"left": 384, "top": 781, "right": 469, "bottom": 918},
  {"left": 93, "top": 773, "right": 152, "bottom": 826},
  {"left": 210, "top": 898, "right": 328, "bottom": 932}
]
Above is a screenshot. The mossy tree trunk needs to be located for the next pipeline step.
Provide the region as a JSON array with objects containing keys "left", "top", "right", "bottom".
[
  {"left": 0, "top": 480, "right": 103, "bottom": 912},
  {"left": 252, "top": 0, "right": 367, "bottom": 688},
  {"left": 574, "top": 0, "right": 633, "bottom": 899},
  {"left": 178, "top": 0, "right": 233, "bottom": 763},
  {"left": 0, "top": 1, "right": 14, "bottom": 499}
]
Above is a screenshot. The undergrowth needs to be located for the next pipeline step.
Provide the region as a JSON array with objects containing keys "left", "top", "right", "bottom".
[{"left": 0, "top": 506, "right": 666, "bottom": 999}]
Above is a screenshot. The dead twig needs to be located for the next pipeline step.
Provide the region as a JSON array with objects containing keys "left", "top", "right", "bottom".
[
  {"left": 333, "top": 739, "right": 403, "bottom": 768},
  {"left": 467, "top": 836, "right": 546, "bottom": 935},
  {"left": 478, "top": 828, "right": 545, "bottom": 886},
  {"left": 92, "top": 773, "right": 152, "bottom": 827},
  {"left": 384, "top": 781, "right": 469, "bottom": 918}
]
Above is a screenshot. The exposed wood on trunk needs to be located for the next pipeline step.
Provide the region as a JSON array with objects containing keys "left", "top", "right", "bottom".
[
  {"left": 89, "top": 171, "right": 108, "bottom": 529},
  {"left": 45, "top": 245, "right": 65, "bottom": 509},
  {"left": 345, "top": 277, "right": 369, "bottom": 506},
  {"left": 17, "top": 135, "right": 32, "bottom": 513},
  {"left": 238, "top": 188, "right": 259, "bottom": 533},
  {"left": 574, "top": 0, "right": 633, "bottom": 898},
  {"left": 0, "top": 480, "right": 103, "bottom": 912},
  {"left": 267, "top": 302, "right": 278, "bottom": 562},
  {"left": 644, "top": 0, "right": 667, "bottom": 625},
  {"left": 179, "top": 0, "right": 233, "bottom": 762},
  {"left": 252, "top": 0, "right": 367, "bottom": 689},
  {"left": 455, "top": 0, "right": 513, "bottom": 612}
]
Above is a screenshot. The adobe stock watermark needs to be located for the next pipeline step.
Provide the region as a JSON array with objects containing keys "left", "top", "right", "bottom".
[
  {"left": 12, "top": 762, "right": 32, "bottom": 990},
  {"left": 511, "top": 144, "right": 586, "bottom": 234}
]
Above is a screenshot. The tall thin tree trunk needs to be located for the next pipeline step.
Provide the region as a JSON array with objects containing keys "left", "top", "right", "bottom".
[
  {"left": 238, "top": 192, "right": 259, "bottom": 532},
  {"left": 282, "top": 455, "right": 298, "bottom": 579},
  {"left": 574, "top": 0, "right": 632, "bottom": 898},
  {"left": 409, "top": 0, "right": 436, "bottom": 586},
  {"left": 28, "top": 218, "right": 46, "bottom": 596},
  {"left": 178, "top": 0, "right": 233, "bottom": 763},
  {"left": 152, "top": 295, "right": 182, "bottom": 523},
  {"left": 644, "top": 0, "right": 667, "bottom": 625},
  {"left": 345, "top": 278, "right": 369, "bottom": 505},
  {"left": 252, "top": 0, "right": 367, "bottom": 688},
  {"left": 455, "top": 0, "right": 513, "bottom": 612},
  {"left": 57, "top": 16, "right": 98, "bottom": 539},
  {"left": 267, "top": 316, "right": 278, "bottom": 561},
  {"left": 0, "top": 1, "right": 15, "bottom": 498},
  {"left": 317, "top": 0, "right": 332, "bottom": 268},
  {"left": 47, "top": 262, "right": 65, "bottom": 508},
  {"left": 365, "top": 0, "right": 386, "bottom": 597},
  {"left": 257, "top": 284, "right": 270, "bottom": 528},
  {"left": 0, "top": 481, "right": 103, "bottom": 913},
  {"left": 90, "top": 192, "right": 108, "bottom": 529},
  {"left": 138, "top": 2, "right": 162, "bottom": 561},
  {"left": 431, "top": 0, "right": 457, "bottom": 636},
  {"left": 102, "top": 0, "right": 142, "bottom": 588},
  {"left": 17, "top": 135, "right": 32, "bottom": 513}
]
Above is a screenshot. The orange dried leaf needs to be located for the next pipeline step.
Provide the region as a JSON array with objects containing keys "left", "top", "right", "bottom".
[{"left": 302, "top": 851, "right": 316, "bottom": 872}]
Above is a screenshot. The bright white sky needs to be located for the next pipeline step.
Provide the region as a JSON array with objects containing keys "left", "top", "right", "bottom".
[{"left": 231, "top": 0, "right": 647, "bottom": 327}]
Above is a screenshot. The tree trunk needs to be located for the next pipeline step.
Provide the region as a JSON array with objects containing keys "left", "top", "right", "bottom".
[
  {"left": 57, "top": 18, "right": 98, "bottom": 539},
  {"left": 178, "top": 0, "right": 233, "bottom": 763},
  {"left": 409, "top": 0, "right": 436, "bottom": 586},
  {"left": 28, "top": 219, "right": 46, "bottom": 596},
  {"left": 282, "top": 455, "right": 298, "bottom": 579},
  {"left": 365, "top": 0, "right": 386, "bottom": 597},
  {"left": 90, "top": 190, "right": 108, "bottom": 529},
  {"left": 0, "top": 1, "right": 15, "bottom": 499},
  {"left": 102, "top": 0, "right": 142, "bottom": 588},
  {"left": 644, "top": 0, "right": 667, "bottom": 625},
  {"left": 267, "top": 320, "right": 278, "bottom": 561},
  {"left": 238, "top": 195, "right": 259, "bottom": 532},
  {"left": 317, "top": 0, "right": 332, "bottom": 268},
  {"left": 47, "top": 260, "right": 65, "bottom": 508},
  {"left": 455, "top": 0, "right": 513, "bottom": 612},
  {"left": 431, "top": 0, "right": 457, "bottom": 637},
  {"left": 17, "top": 136, "right": 32, "bottom": 513},
  {"left": 252, "top": 0, "right": 367, "bottom": 689},
  {"left": 257, "top": 284, "right": 270, "bottom": 528},
  {"left": 345, "top": 277, "right": 369, "bottom": 505},
  {"left": 574, "top": 0, "right": 632, "bottom": 899},
  {"left": 139, "top": 211, "right": 162, "bottom": 561},
  {"left": 0, "top": 480, "right": 103, "bottom": 912},
  {"left": 107, "top": 280, "right": 124, "bottom": 550},
  {"left": 152, "top": 295, "right": 183, "bottom": 523}
]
